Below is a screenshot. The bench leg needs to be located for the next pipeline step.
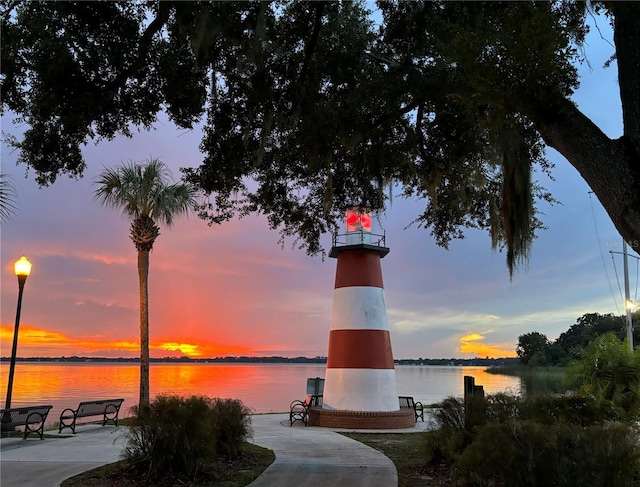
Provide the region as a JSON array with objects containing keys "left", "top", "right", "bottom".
[
  {"left": 289, "top": 411, "right": 308, "bottom": 426},
  {"left": 24, "top": 413, "right": 46, "bottom": 440},
  {"left": 59, "top": 417, "right": 77, "bottom": 434},
  {"left": 24, "top": 423, "right": 45, "bottom": 440},
  {"left": 103, "top": 404, "right": 121, "bottom": 427}
]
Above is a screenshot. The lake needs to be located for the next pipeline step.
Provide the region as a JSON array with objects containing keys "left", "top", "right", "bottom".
[{"left": 0, "top": 362, "right": 521, "bottom": 425}]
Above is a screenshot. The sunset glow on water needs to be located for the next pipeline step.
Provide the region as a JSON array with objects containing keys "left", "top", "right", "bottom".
[{"left": 0, "top": 362, "right": 521, "bottom": 427}]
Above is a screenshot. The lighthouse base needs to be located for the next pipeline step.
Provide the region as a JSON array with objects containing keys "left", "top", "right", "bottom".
[{"left": 308, "top": 406, "right": 415, "bottom": 429}]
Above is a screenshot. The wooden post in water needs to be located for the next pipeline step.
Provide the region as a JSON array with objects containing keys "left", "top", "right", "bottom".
[
  {"left": 464, "top": 375, "right": 484, "bottom": 428},
  {"left": 464, "top": 375, "right": 475, "bottom": 399}
]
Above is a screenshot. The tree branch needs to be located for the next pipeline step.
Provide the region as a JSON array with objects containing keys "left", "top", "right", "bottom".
[
  {"left": 299, "top": 2, "right": 326, "bottom": 84},
  {"left": 534, "top": 96, "right": 640, "bottom": 247},
  {"left": 611, "top": 2, "right": 640, "bottom": 147},
  {"left": 111, "top": 2, "right": 172, "bottom": 90}
]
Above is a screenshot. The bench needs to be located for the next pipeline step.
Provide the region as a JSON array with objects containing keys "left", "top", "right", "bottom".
[
  {"left": 289, "top": 396, "right": 313, "bottom": 426},
  {"left": 0, "top": 405, "right": 53, "bottom": 439},
  {"left": 399, "top": 396, "right": 424, "bottom": 422},
  {"left": 59, "top": 398, "right": 124, "bottom": 434},
  {"left": 289, "top": 395, "right": 322, "bottom": 426}
]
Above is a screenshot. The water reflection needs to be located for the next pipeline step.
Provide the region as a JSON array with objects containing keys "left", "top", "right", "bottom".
[
  {"left": 395, "top": 366, "right": 521, "bottom": 406},
  {"left": 0, "top": 363, "right": 521, "bottom": 424}
]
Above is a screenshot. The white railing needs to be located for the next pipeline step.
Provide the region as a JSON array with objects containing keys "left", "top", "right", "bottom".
[{"left": 332, "top": 230, "right": 386, "bottom": 248}]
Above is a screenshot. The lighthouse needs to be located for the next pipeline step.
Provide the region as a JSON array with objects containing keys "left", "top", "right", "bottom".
[{"left": 308, "top": 209, "right": 413, "bottom": 428}]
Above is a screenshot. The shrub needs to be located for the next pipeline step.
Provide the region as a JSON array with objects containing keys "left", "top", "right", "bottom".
[
  {"left": 209, "top": 397, "right": 253, "bottom": 458},
  {"left": 517, "top": 393, "right": 624, "bottom": 426},
  {"left": 455, "top": 420, "right": 640, "bottom": 487},
  {"left": 424, "top": 396, "right": 471, "bottom": 463},
  {"left": 566, "top": 332, "right": 640, "bottom": 413},
  {"left": 426, "top": 393, "right": 640, "bottom": 486},
  {"left": 122, "top": 394, "right": 252, "bottom": 480},
  {"left": 483, "top": 392, "right": 519, "bottom": 423}
]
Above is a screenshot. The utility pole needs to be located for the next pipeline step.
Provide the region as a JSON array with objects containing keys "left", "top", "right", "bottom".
[
  {"left": 623, "top": 240, "right": 633, "bottom": 351},
  {"left": 609, "top": 240, "right": 638, "bottom": 351}
]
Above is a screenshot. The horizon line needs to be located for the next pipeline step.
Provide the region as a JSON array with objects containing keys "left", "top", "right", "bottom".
[{"left": 0, "top": 355, "right": 519, "bottom": 362}]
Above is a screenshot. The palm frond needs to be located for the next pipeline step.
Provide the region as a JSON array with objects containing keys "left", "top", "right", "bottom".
[
  {"left": 0, "top": 173, "right": 18, "bottom": 222},
  {"left": 94, "top": 158, "right": 199, "bottom": 230}
]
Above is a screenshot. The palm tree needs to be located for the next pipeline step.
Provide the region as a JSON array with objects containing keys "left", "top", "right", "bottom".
[
  {"left": 566, "top": 332, "right": 640, "bottom": 412},
  {"left": 94, "top": 158, "right": 198, "bottom": 409},
  {"left": 0, "top": 173, "right": 18, "bottom": 222}
]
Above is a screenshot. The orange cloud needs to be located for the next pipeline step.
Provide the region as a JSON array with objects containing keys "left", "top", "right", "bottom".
[
  {"left": 0, "top": 323, "right": 257, "bottom": 358},
  {"left": 1, "top": 324, "right": 138, "bottom": 354},
  {"left": 156, "top": 339, "right": 256, "bottom": 358},
  {"left": 159, "top": 342, "right": 202, "bottom": 357},
  {"left": 459, "top": 333, "right": 516, "bottom": 358}
]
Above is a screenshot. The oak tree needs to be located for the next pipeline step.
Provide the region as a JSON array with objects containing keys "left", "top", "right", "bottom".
[
  {"left": 516, "top": 331, "right": 549, "bottom": 364},
  {"left": 2, "top": 1, "right": 638, "bottom": 274}
]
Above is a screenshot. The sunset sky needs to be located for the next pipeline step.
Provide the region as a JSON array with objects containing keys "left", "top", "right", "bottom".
[{"left": 1, "top": 15, "right": 638, "bottom": 360}]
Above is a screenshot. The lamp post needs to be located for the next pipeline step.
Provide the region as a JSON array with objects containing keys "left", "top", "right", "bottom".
[{"left": 4, "top": 256, "right": 32, "bottom": 410}]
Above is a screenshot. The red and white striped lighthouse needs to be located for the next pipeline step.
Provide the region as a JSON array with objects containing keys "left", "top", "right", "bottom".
[{"left": 322, "top": 208, "right": 399, "bottom": 412}]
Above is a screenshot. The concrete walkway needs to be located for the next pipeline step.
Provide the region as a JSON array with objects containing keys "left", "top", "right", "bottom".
[
  {"left": 0, "top": 414, "right": 430, "bottom": 487},
  {"left": 0, "top": 425, "right": 125, "bottom": 487}
]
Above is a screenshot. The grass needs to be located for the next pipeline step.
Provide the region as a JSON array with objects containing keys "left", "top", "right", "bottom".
[
  {"left": 341, "top": 432, "right": 451, "bottom": 487},
  {"left": 486, "top": 364, "right": 567, "bottom": 394}
]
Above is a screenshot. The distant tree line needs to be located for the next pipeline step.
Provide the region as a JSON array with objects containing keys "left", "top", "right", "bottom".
[
  {"left": 0, "top": 355, "right": 329, "bottom": 364},
  {"left": 395, "top": 357, "right": 519, "bottom": 367},
  {"left": 516, "top": 311, "right": 640, "bottom": 366},
  {"left": 1, "top": 355, "right": 520, "bottom": 365}
]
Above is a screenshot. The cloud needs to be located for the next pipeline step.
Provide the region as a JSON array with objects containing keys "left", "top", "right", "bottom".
[
  {"left": 158, "top": 342, "right": 202, "bottom": 356},
  {"left": 459, "top": 332, "right": 517, "bottom": 358},
  {"left": 388, "top": 307, "right": 502, "bottom": 333}
]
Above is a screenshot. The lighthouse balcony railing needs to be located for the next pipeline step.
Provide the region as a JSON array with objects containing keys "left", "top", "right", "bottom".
[{"left": 332, "top": 230, "right": 386, "bottom": 248}]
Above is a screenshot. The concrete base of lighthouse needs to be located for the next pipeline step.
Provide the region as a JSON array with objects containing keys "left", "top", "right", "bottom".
[{"left": 308, "top": 406, "right": 415, "bottom": 429}]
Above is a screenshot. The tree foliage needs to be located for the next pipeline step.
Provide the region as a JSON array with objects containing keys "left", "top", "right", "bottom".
[
  {"left": 2, "top": 1, "right": 639, "bottom": 274},
  {"left": 565, "top": 332, "right": 640, "bottom": 412},
  {"left": 516, "top": 331, "right": 549, "bottom": 364},
  {"left": 556, "top": 312, "right": 638, "bottom": 353},
  {"left": 516, "top": 311, "right": 640, "bottom": 366}
]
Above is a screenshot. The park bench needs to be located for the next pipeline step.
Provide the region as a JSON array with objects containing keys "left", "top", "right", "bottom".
[
  {"left": 59, "top": 398, "right": 124, "bottom": 434},
  {"left": 289, "top": 395, "right": 322, "bottom": 426},
  {"left": 289, "top": 396, "right": 313, "bottom": 426},
  {"left": 0, "top": 405, "right": 53, "bottom": 439},
  {"left": 399, "top": 395, "right": 424, "bottom": 422}
]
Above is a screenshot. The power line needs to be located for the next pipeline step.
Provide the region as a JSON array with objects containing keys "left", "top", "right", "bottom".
[
  {"left": 589, "top": 192, "right": 622, "bottom": 315},
  {"left": 610, "top": 252, "right": 624, "bottom": 313}
]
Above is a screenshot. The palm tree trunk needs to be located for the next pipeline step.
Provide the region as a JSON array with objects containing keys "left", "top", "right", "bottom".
[{"left": 138, "top": 249, "right": 151, "bottom": 410}]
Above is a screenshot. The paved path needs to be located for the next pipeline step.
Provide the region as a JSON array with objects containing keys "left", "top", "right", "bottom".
[
  {"left": 0, "top": 414, "right": 429, "bottom": 487},
  {"left": 0, "top": 426, "right": 125, "bottom": 487},
  {"left": 247, "top": 414, "right": 404, "bottom": 487}
]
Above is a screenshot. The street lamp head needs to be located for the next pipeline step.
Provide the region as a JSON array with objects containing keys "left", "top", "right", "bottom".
[{"left": 14, "top": 256, "right": 32, "bottom": 277}]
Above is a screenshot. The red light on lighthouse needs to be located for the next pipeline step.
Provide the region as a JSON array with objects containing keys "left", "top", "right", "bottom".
[{"left": 345, "top": 208, "right": 372, "bottom": 233}]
